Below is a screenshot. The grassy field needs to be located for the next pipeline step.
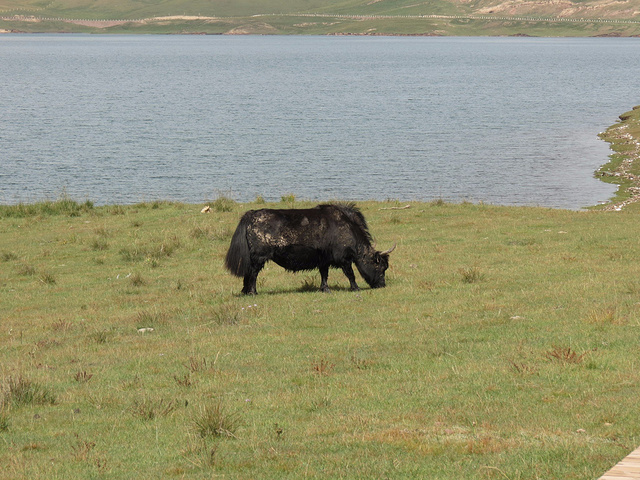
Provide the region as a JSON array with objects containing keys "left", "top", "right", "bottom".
[
  {"left": 1, "top": 194, "right": 640, "bottom": 479},
  {"left": 2, "top": 0, "right": 640, "bottom": 35}
]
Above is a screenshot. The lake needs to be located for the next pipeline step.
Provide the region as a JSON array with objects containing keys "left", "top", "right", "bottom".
[{"left": 1, "top": 34, "right": 638, "bottom": 208}]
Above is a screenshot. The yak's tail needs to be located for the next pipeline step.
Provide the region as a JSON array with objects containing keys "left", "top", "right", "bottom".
[{"left": 224, "top": 213, "right": 252, "bottom": 277}]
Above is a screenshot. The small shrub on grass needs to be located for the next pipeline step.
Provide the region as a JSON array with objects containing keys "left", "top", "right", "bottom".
[
  {"left": 51, "top": 319, "right": 73, "bottom": 331},
  {"left": 52, "top": 196, "right": 94, "bottom": 217},
  {"left": 420, "top": 280, "right": 436, "bottom": 291},
  {"left": 545, "top": 346, "right": 593, "bottom": 365},
  {"left": 309, "top": 396, "right": 332, "bottom": 412},
  {"left": 181, "top": 438, "right": 219, "bottom": 468},
  {"left": 507, "top": 238, "right": 538, "bottom": 247},
  {"left": 3, "top": 376, "right": 56, "bottom": 407},
  {"left": 191, "top": 225, "right": 233, "bottom": 241},
  {"left": 273, "top": 423, "right": 285, "bottom": 440},
  {"left": 459, "top": 266, "right": 484, "bottom": 284},
  {"left": 34, "top": 338, "right": 60, "bottom": 350},
  {"left": 587, "top": 307, "right": 624, "bottom": 326},
  {"left": 350, "top": 353, "right": 374, "bottom": 370},
  {"left": 184, "top": 356, "right": 215, "bottom": 374},
  {"left": 120, "top": 375, "right": 142, "bottom": 391},
  {"left": 624, "top": 280, "right": 640, "bottom": 295},
  {"left": 135, "top": 309, "right": 170, "bottom": 327},
  {"left": 74, "top": 371, "right": 93, "bottom": 383},
  {"left": 281, "top": 193, "right": 296, "bottom": 205},
  {"left": 213, "top": 304, "right": 241, "bottom": 326},
  {"left": 90, "top": 330, "right": 110, "bottom": 345},
  {"left": 70, "top": 434, "right": 96, "bottom": 461},
  {"left": 174, "top": 373, "right": 196, "bottom": 388},
  {"left": 211, "top": 227, "right": 233, "bottom": 241},
  {"left": 0, "top": 407, "right": 9, "bottom": 431},
  {"left": 129, "top": 273, "right": 146, "bottom": 287},
  {"left": 190, "top": 225, "right": 210, "bottom": 240},
  {"left": 130, "top": 398, "right": 176, "bottom": 421},
  {"left": 151, "top": 237, "right": 180, "bottom": 258},
  {"left": 120, "top": 238, "right": 180, "bottom": 263},
  {"left": 194, "top": 401, "right": 241, "bottom": 439},
  {"left": 90, "top": 238, "right": 109, "bottom": 251},
  {"left": 311, "top": 357, "right": 335, "bottom": 376},
  {"left": 145, "top": 258, "right": 160, "bottom": 269},
  {"left": 17, "top": 264, "right": 36, "bottom": 276},
  {"left": 39, "top": 272, "right": 56, "bottom": 285},
  {"left": 119, "top": 247, "right": 142, "bottom": 262},
  {"left": 1, "top": 251, "right": 17, "bottom": 262},
  {"left": 210, "top": 195, "right": 235, "bottom": 212},
  {"left": 94, "top": 226, "right": 109, "bottom": 237},
  {"left": 299, "top": 276, "right": 318, "bottom": 292},
  {"left": 509, "top": 361, "right": 538, "bottom": 376},
  {"left": 108, "top": 205, "right": 125, "bottom": 215}
]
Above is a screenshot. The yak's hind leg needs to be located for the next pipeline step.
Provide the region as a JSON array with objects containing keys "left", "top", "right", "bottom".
[
  {"left": 341, "top": 264, "right": 360, "bottom": 291},
  {"left": 319, "top": 265, "right": 331, "bottom": 293},
  {"left": 242, "top": 262, "right": 264, "bottom": 295}
]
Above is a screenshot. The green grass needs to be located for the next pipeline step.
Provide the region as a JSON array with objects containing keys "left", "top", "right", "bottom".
[
  {"left": 1, "top": 197, "right": 640, "bottom": 478},
  {"left": 0, "top": 195, "right": 94, "bottom": 219}
]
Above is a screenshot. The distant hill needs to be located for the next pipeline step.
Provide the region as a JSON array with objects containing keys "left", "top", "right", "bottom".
[{"left": 2, "top": 0, "right": 640, "bottom": 35}]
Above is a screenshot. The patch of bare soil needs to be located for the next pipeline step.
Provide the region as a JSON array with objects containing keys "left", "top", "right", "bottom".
[
  {"left": 225, "top": 22, "right": 279, "bottom": 34},
  {"left": 476, "top": 0, "right": 633, "bottom": 18},
  {"left": 64, "top": 19, "right": 132, "bottom": 28}
]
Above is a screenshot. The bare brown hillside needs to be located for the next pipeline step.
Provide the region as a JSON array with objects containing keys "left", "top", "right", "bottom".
[{"left": 472, "top": 0, "right": 639, "bottom": 18}]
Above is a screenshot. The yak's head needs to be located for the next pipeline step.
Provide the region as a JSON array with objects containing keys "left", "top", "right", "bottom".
[{"left": 356, "top": 245, "right": 395, "bottom": 289}]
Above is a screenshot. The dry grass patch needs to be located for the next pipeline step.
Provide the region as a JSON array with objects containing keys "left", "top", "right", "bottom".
[
  {"left": 544, "top": 346, "right": 593, "bottom": 365},
  {"left": 130, "top": 398, "right": 177, "bottom": 420},
  {"left": 311, "top": 357, "right": 335, "bottom": 376},
  {"left": 586, "top": 306, "right": 626, "bottom": 326},
  {"left": 459, "top": 266, "right": 484, "bottom": 284}
]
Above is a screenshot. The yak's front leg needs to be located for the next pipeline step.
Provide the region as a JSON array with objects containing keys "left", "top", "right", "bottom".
[
  {"left": 341, "top": 264, "right": 360, "bottom": 291},
  {"left": 319, "top": 265, "right": 331, "bottom": 293}
]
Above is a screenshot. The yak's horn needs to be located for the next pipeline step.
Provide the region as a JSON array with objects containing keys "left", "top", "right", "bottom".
[{"left": 381, "top": 244, "right": 396, "bottom": 255}]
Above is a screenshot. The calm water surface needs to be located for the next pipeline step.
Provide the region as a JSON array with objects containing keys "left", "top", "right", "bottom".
[{"left": 1, "top": 35, "right": 638, "bottom": 208}]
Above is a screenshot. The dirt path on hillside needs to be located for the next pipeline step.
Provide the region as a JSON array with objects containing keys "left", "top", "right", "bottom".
[{"left": 0, "top": 15, "right": 221, "bottom": 29}]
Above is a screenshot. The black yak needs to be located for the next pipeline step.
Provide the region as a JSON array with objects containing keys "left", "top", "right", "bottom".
[{"left": 224, "top": 203, "right": 394, "bottom": 294}]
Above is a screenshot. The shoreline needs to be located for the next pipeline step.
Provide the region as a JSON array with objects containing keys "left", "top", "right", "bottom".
[{"left": 595, "top": 105, "right": 640, "bottom": 211}]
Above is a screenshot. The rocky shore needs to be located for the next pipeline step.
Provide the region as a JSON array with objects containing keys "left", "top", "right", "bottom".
[{"left": 596, "top": 105, "right": 640, "bottom": 211}]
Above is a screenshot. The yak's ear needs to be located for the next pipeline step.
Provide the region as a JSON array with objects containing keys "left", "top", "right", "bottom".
[{"left": 374, "top": 251, "right": 389, "bottom": 265}]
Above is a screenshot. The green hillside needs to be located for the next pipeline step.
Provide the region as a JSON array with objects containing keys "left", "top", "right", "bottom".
[{"left": 1, "top": 0, "right": 640, "bottom": 35}]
